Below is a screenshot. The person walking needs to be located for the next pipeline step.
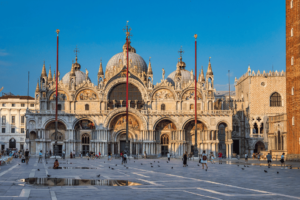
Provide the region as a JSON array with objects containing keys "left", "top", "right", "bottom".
[
  {"left": 218, "top": 151, "right": 222, "bottom": 164},
  {"left": 210, "top": 152, "right": 215, "bottom": 164},
  {"left": 121, "top": 152, "right": 124, "bottom": 164},
  {"left": 45, "top": 151, "right": 49, "bottom": 159},
  {"left": 201, "top": 151, "right": 208, "bottom": 171},
  {"left": 144, "top": 151, "right": 147, "bottom": 159},
  {"left": 245, "top": 153, "right": 248, "bottom": 164},
  {"left": 167, "top": 152, "right": 170, "bottom": 162},
  {"left": 24, "top": 149, "right": 30, "bottom": 165},
  {"left": 266, "top": 153, "right": 272, "bottom": 168},
  {"left": 108, "top": 152, "right": 111, "bottom": 161},
  {"left": 280, "top": 153, "right": 285, "bottom": 169},
  {"left": 49, "top": 150, "right": 52, "bottom": 157},
  {"left": 38, "top": 150, "right": 43, "bottom": 163},
  {"left": 70, "top": 151, "right": 73, "bottom": 159},
  {"left": 124, "top": 152, "right": 127, "bottom": 164},
  {"left": 62, "top": 150, "right": 65, "bottom": 160},
  {"left": 183, "top": 151, "right": 187, "bottom": 167},
  {"left": 73, "top": 150, "right": 75, "bottom": 159}
]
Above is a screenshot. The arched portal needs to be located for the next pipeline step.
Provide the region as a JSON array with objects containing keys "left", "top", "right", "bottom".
[
  {"left": 29, "top": 131, "right": 37, "bottom": 154},
  {"left": 45, "top": 121, "right": 67, "bottom": 156},
  {"left": 9, "top": 138, "right": 16, "bottom": 149},
  {"left": 74, "top": 119, "right": 94, "bottom": 156},
  {"left": 160, "top": 134, "right": 169, "bottom": 156},
  {"left": 218, "top": 123, "right": 227, "bottom": 158},
  {"left": 82, "top": 133, "right": 90, "bottom": 155},
  {"left": 184, "top": 120, "right": 207, "bottom": 154},
  {"left": 254, "top": 141, "right": 265, "bottom": 153},
  {"left": 155, "top": 120, "right": 176, "bottom": 157}
]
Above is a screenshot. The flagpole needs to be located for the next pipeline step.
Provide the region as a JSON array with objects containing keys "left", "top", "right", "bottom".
[
  {"left": 125, "top": 22, "right": 130, "bottom": 154},
  {"left": 55, "top": 29, "right": 60, "bottom": 159},
  {"left": 194, "top": 34, "right": 198, "bottom": 157}
]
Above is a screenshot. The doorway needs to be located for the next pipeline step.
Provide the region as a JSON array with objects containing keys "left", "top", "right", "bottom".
[
  {"left": 161, "top": 134, "right": 169, "bottom": 157},
  {"left": 1, "top": 145, "right": 4, "bottom": 150},
  {"left": 161, "top": 146, "right": 168, "bottom": 156},
  {"left": 82, "top": 145, "right": 89, "bottom": 156},
  {"left": 120, "top": 140, "right": 130, "bottom": 154},
  {"left": 233, "top": 140, "right": 239, "bottom": 155},
  {"left": 53, "top": 145, "right": 62, "bottom": 156}
]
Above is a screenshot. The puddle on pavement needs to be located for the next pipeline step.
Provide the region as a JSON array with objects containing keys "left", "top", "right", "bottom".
[
  {"left": 19, "top": 178, "right": 143, "bottom": 186},
  {"left": 48, "top": 167, "right": 98, "bottom": 169}
]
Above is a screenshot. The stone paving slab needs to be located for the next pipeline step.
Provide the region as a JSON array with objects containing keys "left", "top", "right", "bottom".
[{"left": 0, "top": 157, "right": 299, "bottom": 199}]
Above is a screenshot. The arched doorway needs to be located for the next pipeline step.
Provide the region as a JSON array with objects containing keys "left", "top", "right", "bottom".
[
  {"left": 218, "top": 123, "right": 227, "bottom": 158},
  {"left": 45, "top": 121, "right": 66, "bottom": 156},
  {"left": 254, "top": 141, "right": 265, "bottom": 153},
  {"left": 82, "top": 133, "right": 90, "bottom": 155},
  {"left": 184, "top": 120, "right": 206, "bottom": 154},
  {"left": 155, "top": 119, "right": 176, "bottom": 156},
  {"left": 160, "top": 134, "right": 169, "bottom": 156},
  {"left": 9, "top": 138, "right": 16, "bottom": 149}
]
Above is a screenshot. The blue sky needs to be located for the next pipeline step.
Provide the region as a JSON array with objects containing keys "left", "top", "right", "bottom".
[{"left": 0, "top": 0, "right": 285, "bottom": 96}]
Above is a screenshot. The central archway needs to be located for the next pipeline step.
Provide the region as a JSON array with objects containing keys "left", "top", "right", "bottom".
[{"left": 184, "top": 120, "right": 207, "bottom": 154}]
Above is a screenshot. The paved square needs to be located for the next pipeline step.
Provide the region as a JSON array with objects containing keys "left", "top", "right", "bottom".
[{"left": 0, "top": 157, "right": 300, "bottom": 200}]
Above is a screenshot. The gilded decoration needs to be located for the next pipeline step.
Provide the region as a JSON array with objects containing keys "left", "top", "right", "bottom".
[
  {"left": 110, "top": 115, "right": 139, "bottom": 131},
  {"left": 155, "top": 121, "right": 176, "bottom": 131},
  {"left": 185, "top": 122, "right": 206, "bottom": 131},
  {"left": 182, "top": 90, "right": 202, "bottom": 100},
  {"left": 76, "top": 89, "right": 98, "bottom": 101},
  {"left": 49, "top": 91, "right": 68, "bottom": 101},
  {"left": 152, "top": 89, "right": 174, "bottom": 100}
]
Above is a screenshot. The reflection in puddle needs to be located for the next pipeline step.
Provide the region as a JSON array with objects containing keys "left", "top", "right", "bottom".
[
  {"left": 48, "top": 167, "right": 98, "bottom": 169},
  {"left": 19, "top": 178, "right": 143, "bottom": 186}
]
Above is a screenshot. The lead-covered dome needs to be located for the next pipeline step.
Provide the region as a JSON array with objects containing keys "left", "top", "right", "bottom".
[
  {"left": 62, "top": 70, "right": 90, "bottom": 85},
  {"left": 105, "top": 52, "right": 147, "bottom": 75},
  {"left": 167, "top": 69, "right": 192, "bottom": 86}
]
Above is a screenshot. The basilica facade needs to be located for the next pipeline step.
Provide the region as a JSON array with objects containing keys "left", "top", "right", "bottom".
[{"left": 25, "top": 39, "right": 233, "bottom": 158}]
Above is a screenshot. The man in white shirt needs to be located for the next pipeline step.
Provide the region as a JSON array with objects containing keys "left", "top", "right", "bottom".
[{"left": 167, "top": 152, "right": 170, "bottom": 161}]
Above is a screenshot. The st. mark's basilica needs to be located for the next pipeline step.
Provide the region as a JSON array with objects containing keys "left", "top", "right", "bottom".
[
  {"left": 22, "top": 26, "right": 289, "bottom": 160},
  {"left": 25, "top": 36, "right": 236, "bottom": 158}
]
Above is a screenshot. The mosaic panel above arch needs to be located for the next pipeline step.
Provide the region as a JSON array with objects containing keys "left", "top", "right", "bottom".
[
  {"left": 76, "top": 89, "right": 98, "bottom": 101},
  {"left": 152, "top": 89, "right": 174, "bottom": 101},
  {"left": 182, "top": 90, "right": 202, "bottom": 100},
  {"left": 49, "top": 91, "right": 68, "bottom": 101},
  {"left": 110, "top": 114, "right": 140, "bottom": 132}
]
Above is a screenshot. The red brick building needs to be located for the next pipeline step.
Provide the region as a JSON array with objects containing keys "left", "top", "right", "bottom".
[{"left": 286, "top": 0, "right": 300, "bottom": 160}]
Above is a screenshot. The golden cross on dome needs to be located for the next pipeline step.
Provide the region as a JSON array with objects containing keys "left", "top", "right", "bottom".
[
  {"left": 74, "top": 45, "right": 80, "bottom": 57},
  {"left": 123, "top": 21, "right": 132, "bottom": 39},
  {"left": 178, "top": 46, "right": 184, "bottom": 61}
]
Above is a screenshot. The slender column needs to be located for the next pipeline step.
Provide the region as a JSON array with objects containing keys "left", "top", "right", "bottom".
[{"left": 226, "top": 144, "right": 228, "bottom": 158}]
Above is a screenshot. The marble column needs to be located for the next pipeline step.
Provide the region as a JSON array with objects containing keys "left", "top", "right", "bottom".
[{"left": 226, "top": 143, "right": 228, "bottom": 158}]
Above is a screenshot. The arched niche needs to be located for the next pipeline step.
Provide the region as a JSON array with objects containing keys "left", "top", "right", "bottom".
[
  {"left": 76, "top": 89, "right": 99, "bottom": 101},
  {"left": 45, "top": 121, "right": 67, "bottom": 141}
]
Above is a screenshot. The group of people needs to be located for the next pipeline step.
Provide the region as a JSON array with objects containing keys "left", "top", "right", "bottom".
[
  {"left": 266, "top": 152, "right": 286, "bottom": 169},
  {"left": 120, "top": 152, "right": 128, "bottom": 164}
]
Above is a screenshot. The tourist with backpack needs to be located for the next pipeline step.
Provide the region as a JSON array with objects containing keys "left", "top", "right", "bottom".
[{"left": 201, "top": 150, "right": 208, "bottom": 171}]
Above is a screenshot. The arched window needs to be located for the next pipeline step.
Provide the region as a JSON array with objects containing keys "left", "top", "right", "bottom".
[
  {"left": 291, "top": 56, "right": 294, "bottom": 65},
  {"left": 292, "top": 87, "right": 294, "bottom": 95},
  {"left": 270, "top": 92, "right": 282, "bottom": 107},
  {"left": 161, "top": 134, "right": 169, "bottom": 145},
  {"left": 292, "top": 116, "right": 295, "bottom": 126},
  {"left": 190, "top": 104, "right": 194, "bottom": 110},
  {"left": 161, "top": 104, "right": 165, "bottom": 111},
  {"left": 85, "top": 104, "right": 89, "bottom": 110},
  {"left": 9, "top": 138, "right": 16, "bottom": 148},
  {"left": 291, "top": 28, "right": 294, "bottom": 37},
  {"left": 82, "top": 133, "right": 90, "bottom": 144},
  {"left": 291, "top": 0, "right": 293, "bottom": 8}
]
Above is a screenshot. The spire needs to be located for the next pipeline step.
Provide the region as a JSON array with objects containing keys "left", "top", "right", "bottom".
[
  {"left": 53, "top": 71, "right": 56, "bottom": 82},
  {"left": 48, "top": 65, "right": 52, "bottom": 81},
  {"left": 41, "top": 61, "right": 47, "bottom": 77},
  {"left": 206, "top": 57, "right": 213, "bottom": 76},
  {"left": 70, "top": 64, "right": 75, "bottom": 76},
  {"left": 147, "top": 57, "right": 153, "bottom": 75},
  {"left": 199, "top": 66, "right": 205, "bottom": 82},
  {"left": 98, "top": 59, "right": 104, "bottom": 76},
  {"left": 35, "top": 81, "right": 40, "bottom": 92},
  {"left": 175, "top": 58, "right": 181, "bottom": 76}
]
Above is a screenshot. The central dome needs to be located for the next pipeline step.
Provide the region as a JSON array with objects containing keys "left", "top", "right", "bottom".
[
  {"left": 62, "top": 70, "right": 90, "bottom": 85},
  {"left": 167, "top": 69, "right": 193, "bottom": 86},
  {"left": 105, "top": 52, "right": 147, "bottom": 75}
]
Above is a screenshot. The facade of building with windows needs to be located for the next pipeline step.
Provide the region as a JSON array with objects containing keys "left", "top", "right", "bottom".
[
  {"left": 233, "top": 66, "right": 286, "bottom": 158},
  {"left": 0, "top": 95, "right": 36, "bottom": 151},
  {"left": 25, "top": 39, "right": 234, "bottom": 158}
]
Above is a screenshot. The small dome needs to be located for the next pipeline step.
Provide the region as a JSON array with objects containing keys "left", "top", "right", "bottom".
[
  {"left": 62, "top": 70, "right": 90, "bottom": 85},
  {"left": 167, "top": 69, "right": 192, "bottom": 86},
  {"left": 105, "top": 52, "right": 147, "bottom": 75}
]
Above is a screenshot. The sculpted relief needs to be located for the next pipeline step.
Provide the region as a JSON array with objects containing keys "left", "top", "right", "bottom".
[
  {"left": 182, "top": 90, "right": 202, "bottom": 100},
  {"left": 153, "top": 89, "right": 174, "bottom": 101},
  {"left": 50, "top": 91, "right": 68, "bottom": 101},
  {"left": 110, "top": 115, "right": 140, "bottom": 132},
  {"left": 76, "top": 89, "right": 98, "bottom": 101}
]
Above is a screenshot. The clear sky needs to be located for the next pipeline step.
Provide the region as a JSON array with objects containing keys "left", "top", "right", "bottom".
[{"left": 0, "top": 0, "right": 285, "bottom": 96}]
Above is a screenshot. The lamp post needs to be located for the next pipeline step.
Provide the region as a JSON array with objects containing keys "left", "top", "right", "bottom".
[{"left": 194, "top": 34, "right": 198, "bottom": 157}]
